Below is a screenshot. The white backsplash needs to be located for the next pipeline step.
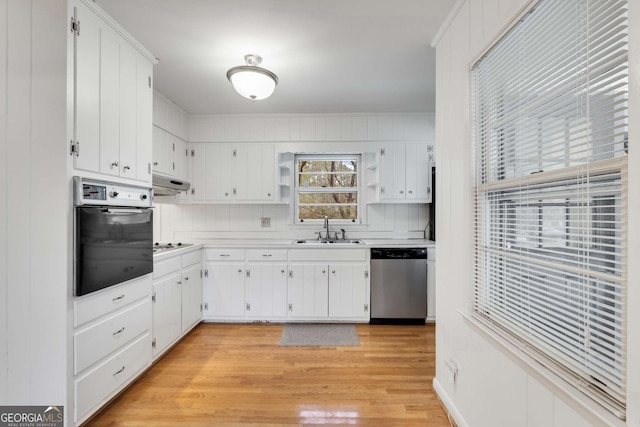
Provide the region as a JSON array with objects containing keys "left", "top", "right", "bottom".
[{"left": 153, "top": 202, "right": 430, "bottom": 243}]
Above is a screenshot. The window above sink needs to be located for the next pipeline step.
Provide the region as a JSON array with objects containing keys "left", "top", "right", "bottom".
[{"left": 295, "top": 153, "right": 361, "bottom": 225}]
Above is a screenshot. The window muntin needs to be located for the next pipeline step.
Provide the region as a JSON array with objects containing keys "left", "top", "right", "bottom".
[
  {"left": 295, "top": 155, "right": 360, "bottom": 222},
  {"left": 472, "top": 0, "right": 628, "bottom": 416}
]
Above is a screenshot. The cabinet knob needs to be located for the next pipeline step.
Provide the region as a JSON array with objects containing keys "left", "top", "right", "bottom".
[
  {"left": 332, "top": 270, "right": 336, "bottom": 274},
  {"left": 184, "top": 276, "right": 189, "bottom": 281},
  {"left": 322, "top": 269, "right": 326, "bottom": 274},
  {"left": 267, "top": 193, "right": 271, "bottom": 197},
  {"left": 123, "top": 165, "right": 131, "bottom": 171},
  {"left": 111, "top": 161, "right": 119, "bottom": 168},
  {"left": 408, "top": 190, "right": 413, "bottom": 194},
  {"left": 400, "top": 190, "right": 404, "bottom": 194},
  {"left": 153, "top": 161, "right": 158, "bottom": 166}
]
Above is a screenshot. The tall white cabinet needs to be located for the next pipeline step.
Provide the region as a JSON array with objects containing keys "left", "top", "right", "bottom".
[
  {"left": 68, "top": 1, "right": 157, "bottom": 425},
  {"left": 70, "top": 0, "right": 155, "bottom": 184}
]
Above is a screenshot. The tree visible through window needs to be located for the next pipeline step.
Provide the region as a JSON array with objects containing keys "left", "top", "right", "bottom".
[{"left": 295, "top": 155, "right": 359, "bottom": 222}]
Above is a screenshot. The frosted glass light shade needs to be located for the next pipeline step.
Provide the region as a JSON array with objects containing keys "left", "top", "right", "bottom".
[{"left": 227, "top": 66, "right": 278, "bottom": 100}]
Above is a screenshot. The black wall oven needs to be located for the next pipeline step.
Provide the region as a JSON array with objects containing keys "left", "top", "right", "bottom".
[{"left": 74, "top": 177, "right": 153, "bottom": 296}]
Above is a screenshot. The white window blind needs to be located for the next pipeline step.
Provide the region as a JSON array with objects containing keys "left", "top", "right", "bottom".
[{"left": 472, "top": 0, "right": 628, "bottom": 417}]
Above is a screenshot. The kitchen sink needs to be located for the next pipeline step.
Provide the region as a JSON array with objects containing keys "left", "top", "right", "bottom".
[{"left": 294, "top": 239, "right": 364, "bottom": 245}]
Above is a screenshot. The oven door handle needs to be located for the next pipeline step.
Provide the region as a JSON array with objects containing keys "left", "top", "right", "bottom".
[{"left": 104, "top": 208, "right": 151, "bottom": 214}]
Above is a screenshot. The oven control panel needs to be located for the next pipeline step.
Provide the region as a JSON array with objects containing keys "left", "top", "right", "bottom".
[{"left": 74, "top": 177, "right": 153, "bottom": 207}]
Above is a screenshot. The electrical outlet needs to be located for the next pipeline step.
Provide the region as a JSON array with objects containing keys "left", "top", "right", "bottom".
[
  {"left": 261, "top": 217, "right": 271, "bottom": 228},
  {"left": 445, "top": 359, "right": 459, "bottom": 384}
]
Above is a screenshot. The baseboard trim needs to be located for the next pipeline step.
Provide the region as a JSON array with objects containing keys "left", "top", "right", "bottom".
[{"left": 432, "top": 377, "right": 469, "bottom": 427}]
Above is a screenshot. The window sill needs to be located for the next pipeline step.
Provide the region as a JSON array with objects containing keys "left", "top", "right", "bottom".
[{"left": 458, "top": 309, "right": 626, "bottom": 426}]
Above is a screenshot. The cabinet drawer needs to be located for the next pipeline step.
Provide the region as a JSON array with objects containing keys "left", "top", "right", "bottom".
[
  {"left": 246, "top": 249, "right": 287, "bottom": 261},
  {"left": 205, "top": 249, "right": 245, "bottom": 261},
  {"left": 74, "top": 299, "right": 151, "bottom": 374},
  {"left": 74, "top": 333, "right": 151, "bottom": 423},
  {"left": 74, "top": 275, "right": 151, "bottom": 327},
  {"left": 181, "top": 250, "right": 201, "bottom": 267},
  {"left": 153, "top": 256, "right": 181, "bottom": 279},
  {"left": 289, "top": 249, "right": 367, "bottom": 262}
]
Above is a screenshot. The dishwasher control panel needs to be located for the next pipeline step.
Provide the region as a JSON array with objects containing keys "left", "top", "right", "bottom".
[{"left": 371, "top": 248, "right": 427, "bottom": 259}]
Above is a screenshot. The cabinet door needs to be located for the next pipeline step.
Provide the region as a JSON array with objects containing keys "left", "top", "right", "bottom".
[
  {"left": 287, "top": 264, "right": 328, "bottom": 318},
  {"left": 181, "top": 263, "right": 202, "bottom": 332},
  {"left": 152, "top": 273, "right": 182, "bottom": 357},
  {"left": 245, "top": 263, "right": 287, "bottom": 318},
  {"left": 380, "top": 144, "right": 406, "bottom": 201},
  {"left": 152, "top": 126, "right": 164, "bottom": 174},
  {"left": 119, "top": 44, "right": 138, "bottom": 178},
  {"left": 206, "top": 262, "right": 245, "bottom": 318},
  {"left": 73, "top": 2, "right": 101, "bottom": 173},
  {"left": 405, "top": 143, "right": 431, "bottom": 201},
  {"left": 328, "top": 264, "right": 368, "bottom": 319},
  {"left": 191, "top": 144, "right": 233, "bottom": 201},
  {"left": 136, "top": 55, "right": 153, "bottom": 182},
  {"left": 235, "top": 144, "right": 275, "bottom": 201},
  {"left": 98, "top": 26, "right": 120, "bottom": 177},
  {"left": 173, "top": 137, "right": 188, "bottom": 181}
]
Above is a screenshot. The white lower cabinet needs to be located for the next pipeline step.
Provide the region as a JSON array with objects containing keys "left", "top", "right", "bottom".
[
  {"left": 288, "top": 262, "right": 369, "bottom": 320},
  {"left": 206, "top": 262, "right": 246, "bottom": 318},
  {"left": 203, "top": 247, "right": 370, "bottom": 322},
  {"left": 328, "top": 264, "right": 369, "bottom": 319},
  {"left": 246, "top": 263, "right": 288, "bottom": 318},
  {"left": 204, "top": 249, "right": 288, "bottom": 320},
  {"left": 73, "top": 274, "right": 152, "bottom": 424},
  {"left": 152, "top": 249, "right": 202, "bottom": 359},
  {"left": 287, "top": 264, "right": 329, "bottom": 319}
]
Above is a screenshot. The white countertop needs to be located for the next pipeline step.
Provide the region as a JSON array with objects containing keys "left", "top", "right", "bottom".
[{"left": 153, "top": 239, "right": 435, "bottom": 260}]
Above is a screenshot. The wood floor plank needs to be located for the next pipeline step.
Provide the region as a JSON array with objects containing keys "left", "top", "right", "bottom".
[{"left": 84, "top": 323, "right": 450, "bottom": 427}]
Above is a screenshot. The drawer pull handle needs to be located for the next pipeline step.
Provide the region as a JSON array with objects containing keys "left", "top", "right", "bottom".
[
  {"left": 112, "top": 294, "right": 125, "bottom": 302},
  {"left": 113, "top": 366, "right": 125, "bottom": 376},
  {"left": 262, "top": 254, "right": 272, "bottom": 257},
  {"left": 113, "top": 327, "right": 125, "bottom": 336},
  {"left": 220, "top": 254, "right": 230, "bottom": 257}
]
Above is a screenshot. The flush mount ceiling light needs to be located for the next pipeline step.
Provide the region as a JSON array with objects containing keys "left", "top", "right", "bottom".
[{"left": 226, "top": 54, "right": 279, "bottom": 101}]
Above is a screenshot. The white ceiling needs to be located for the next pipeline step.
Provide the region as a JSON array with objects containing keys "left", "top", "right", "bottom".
[{"left": 97, "top": 0, "right": 454, "bottom": 115}]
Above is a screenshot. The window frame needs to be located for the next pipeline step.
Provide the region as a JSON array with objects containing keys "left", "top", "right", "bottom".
[
  {"left": 293, "top": 153, "right": 362, "bottom": 225},
  {"left": 471, "top": 0, "right": 628, "bottom": 418}
]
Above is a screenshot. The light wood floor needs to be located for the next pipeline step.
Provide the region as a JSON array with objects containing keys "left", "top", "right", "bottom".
[{"left": 86, "top": 323, "right": 451, "bottom": 427}]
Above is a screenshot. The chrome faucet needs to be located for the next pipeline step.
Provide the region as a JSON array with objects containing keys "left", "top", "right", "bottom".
[{"left": 323, "top": 216, "right": 329, "bottom": 239}]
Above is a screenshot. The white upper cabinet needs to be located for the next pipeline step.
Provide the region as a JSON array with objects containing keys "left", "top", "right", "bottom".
[
  {"left": 152, "top": 93, "right": 189, "bottom": 181},
  {"left": 70, "top": 0, "right": 155, "bottom": 184},
  {"left": 190, "top": 143, "right": 275, "bottom": 203},
  {"left": 376, "top": 142, "right": 434, "bottom": 203}
]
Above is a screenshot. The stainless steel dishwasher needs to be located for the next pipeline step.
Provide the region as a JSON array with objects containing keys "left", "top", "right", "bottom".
[{"left": 370, "top": 247, "right": 428, "bottom": 325}]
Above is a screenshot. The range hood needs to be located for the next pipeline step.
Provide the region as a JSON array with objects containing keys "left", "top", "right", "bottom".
[{"left": 152, "top": 174, "right": 191, "bottom": 196}]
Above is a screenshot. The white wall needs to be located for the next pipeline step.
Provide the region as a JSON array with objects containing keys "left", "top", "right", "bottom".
[
  {"left": 153, "top": 112, "right": 435, "bottom": 242},
  {"left": 0, "top": 0, "right": 69, "bottom": 411},
  {"left": 433, "top": 0, "right": 640, "bottom": 426}
]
